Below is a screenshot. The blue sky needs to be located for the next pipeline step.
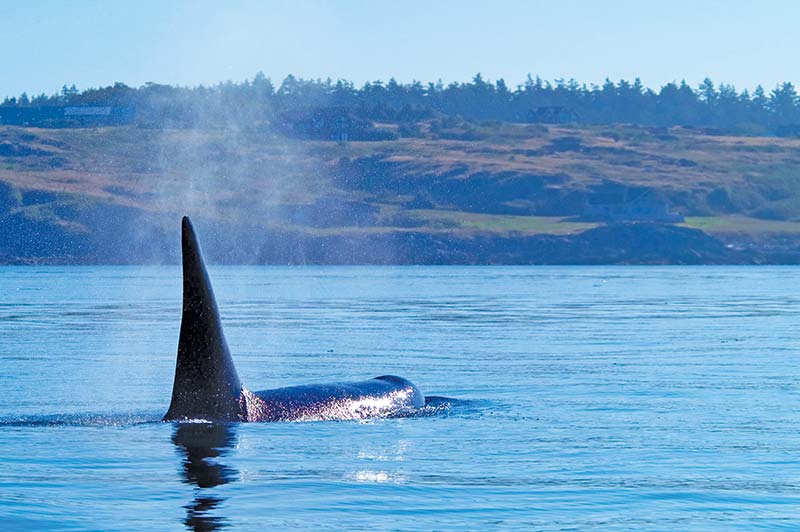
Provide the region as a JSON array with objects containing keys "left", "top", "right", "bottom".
[{"left": 2, "top": 0, "right": 798, "bottom": 98}]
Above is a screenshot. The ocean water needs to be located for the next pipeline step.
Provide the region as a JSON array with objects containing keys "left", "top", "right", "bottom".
[{"left": 1, "top": 266, "right": 800, "bottom": 531}]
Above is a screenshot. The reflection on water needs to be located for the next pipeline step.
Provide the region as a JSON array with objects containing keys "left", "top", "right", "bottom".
[{"left": 172, "top": 423, "right": 238, "bottom": 531}]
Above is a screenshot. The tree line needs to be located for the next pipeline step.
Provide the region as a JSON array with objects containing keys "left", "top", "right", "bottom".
[{"left": 3, "top": 73, "right": 800, "bottom": 134}]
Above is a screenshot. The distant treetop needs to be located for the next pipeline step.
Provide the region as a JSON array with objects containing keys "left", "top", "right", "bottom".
[{"left": 2, "top": 73, "right": 799, "bottom": 134}]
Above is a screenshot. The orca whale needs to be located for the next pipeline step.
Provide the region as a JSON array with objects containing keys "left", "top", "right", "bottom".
[{"left": 163, "top": 216, "right": 426, "bottom": 422}]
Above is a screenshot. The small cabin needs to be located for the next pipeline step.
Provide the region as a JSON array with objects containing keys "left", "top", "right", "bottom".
[
  {"left": 584, "top": 188, "right": 683, "bottom": 223},
  {"left": 276, "top": 107, "right": 396, "bottom": 141}
]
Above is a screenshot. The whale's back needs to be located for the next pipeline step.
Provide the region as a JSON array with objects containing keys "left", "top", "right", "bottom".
[{"left": 242, "top": 376, "right": 425, "bottom": 422}]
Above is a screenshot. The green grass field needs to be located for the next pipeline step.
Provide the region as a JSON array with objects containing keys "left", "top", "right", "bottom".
[
  {"left": 682, "top": 216, "right": 800, "bottom": 236},
  {"left": 407, "top": 210, "right": 598, "bottom": 235}
]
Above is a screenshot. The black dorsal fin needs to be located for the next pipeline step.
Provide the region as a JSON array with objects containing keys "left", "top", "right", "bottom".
[{"left": 164, "top": 216, "right": 243, "bottom": 421}]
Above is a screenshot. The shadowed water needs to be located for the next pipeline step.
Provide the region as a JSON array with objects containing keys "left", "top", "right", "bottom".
[{"left": 1, "top": 266, "right": 800, "bottom": 530}]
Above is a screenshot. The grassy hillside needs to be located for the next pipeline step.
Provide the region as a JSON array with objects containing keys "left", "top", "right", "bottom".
[{"left": 2, "top": 121, "right": 800, "bottom": 263}]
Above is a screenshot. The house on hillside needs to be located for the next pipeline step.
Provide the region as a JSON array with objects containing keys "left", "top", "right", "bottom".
[
  {"left": 583, "top": 188, "right": 683, "bottom": 223},
  {"left": 0, "top": 106, "right": 135, "bottom": 127},
  {"left": 527, "top": 106, "right": 580, "bottom": 124}
]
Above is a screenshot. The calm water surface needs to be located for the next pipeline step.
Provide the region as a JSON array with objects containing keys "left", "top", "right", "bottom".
[{"left": 1, "top": 266, "right": 800, "bottom": 530}]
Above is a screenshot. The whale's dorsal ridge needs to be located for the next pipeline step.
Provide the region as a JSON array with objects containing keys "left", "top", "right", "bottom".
[{"left": 164, "top": 216, "right": 243, "bottom": 421}]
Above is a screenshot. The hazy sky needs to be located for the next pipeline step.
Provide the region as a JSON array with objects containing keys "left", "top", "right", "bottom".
[{"left": 2, "top": 0, "right": 798, "bottom": 98}]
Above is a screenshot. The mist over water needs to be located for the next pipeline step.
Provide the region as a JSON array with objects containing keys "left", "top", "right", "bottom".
[
  {"left": 2, "top": 266, "right": 800, "bottom": 530},
  {"left": 136, "top": 91, "right": 320, "bottom": 266}
]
